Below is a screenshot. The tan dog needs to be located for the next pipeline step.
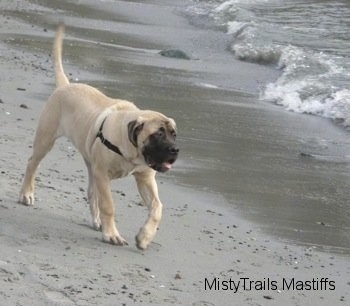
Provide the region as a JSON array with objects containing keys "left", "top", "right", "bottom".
[{"left": 19, "top": 24, "right": 179, "bottom": 250}]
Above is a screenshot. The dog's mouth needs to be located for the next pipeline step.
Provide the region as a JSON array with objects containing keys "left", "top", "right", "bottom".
[{"left": 146, "top": 156, "right": 177, "bottom": 173}]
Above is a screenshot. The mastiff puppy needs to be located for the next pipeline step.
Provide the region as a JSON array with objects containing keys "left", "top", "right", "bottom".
[{"left": 19, "top": 24, "right": 179, "bottom": 250}]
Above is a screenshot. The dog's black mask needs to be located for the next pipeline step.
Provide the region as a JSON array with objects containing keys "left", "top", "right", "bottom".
[{"left": 142, "top": 127, "right": 179, "bottom": 173}]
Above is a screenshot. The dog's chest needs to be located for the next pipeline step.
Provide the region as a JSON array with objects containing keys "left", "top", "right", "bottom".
[{"left": 107, "top": 161, "right": 145, "bottom": 179}]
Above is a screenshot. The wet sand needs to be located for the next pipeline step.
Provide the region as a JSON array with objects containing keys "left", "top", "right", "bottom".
[{"left": 1, "top": 0, "right": 350, "bottom": 305}]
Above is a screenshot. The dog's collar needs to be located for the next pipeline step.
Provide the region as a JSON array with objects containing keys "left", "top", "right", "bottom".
[{"left": 96, "top": 118, "right": 123, "bottom": 156}]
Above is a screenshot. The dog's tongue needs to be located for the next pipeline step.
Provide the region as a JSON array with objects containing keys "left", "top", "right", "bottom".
[
  {"left": 162, "top": 162, "right": 172, "bottom": 170},
  {"left": 148, "top": 162, "right": 172, "bottom": 172}
]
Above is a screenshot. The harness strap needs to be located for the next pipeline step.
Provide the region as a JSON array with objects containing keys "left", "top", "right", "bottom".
[{"left": 96, "top": 118, "right": 123, "bottom": 156}]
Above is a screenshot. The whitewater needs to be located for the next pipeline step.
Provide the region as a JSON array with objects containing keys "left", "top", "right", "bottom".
[{"left": 187, "top": 0, "right": 350, "bottom": 129}]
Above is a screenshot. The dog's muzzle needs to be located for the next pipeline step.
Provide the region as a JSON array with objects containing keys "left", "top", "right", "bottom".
[{"left": 143, "top": 143, "right": 179, "bottom": 173}]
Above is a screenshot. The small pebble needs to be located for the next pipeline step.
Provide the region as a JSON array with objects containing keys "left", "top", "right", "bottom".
[{"left": 174, "top": 272, "right": 182, "bottom": 280}]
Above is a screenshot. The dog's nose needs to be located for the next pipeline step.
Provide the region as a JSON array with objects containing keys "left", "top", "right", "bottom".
[{"left": 168, "top": 146, "right": 179, "bottom": 155}]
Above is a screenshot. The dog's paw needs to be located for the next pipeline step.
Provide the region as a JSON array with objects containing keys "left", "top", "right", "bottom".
[
  {"left": 135, "top": 228, "right": 153, "bottom": 250},
  {"left": 102, "top": 233, "right": 128, "bottom": 246},
  {"left": 18, "top": 192, "right": 34, "bottom": 206},
  {"left": 92, "top": 218, "right": 102, "bottom": 231}
]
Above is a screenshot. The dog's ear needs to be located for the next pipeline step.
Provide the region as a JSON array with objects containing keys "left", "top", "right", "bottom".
[{"left": 128, "top": 120, "right": 144, "bottom": 147}]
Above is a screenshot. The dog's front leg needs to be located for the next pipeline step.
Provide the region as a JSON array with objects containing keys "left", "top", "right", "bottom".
[
  {"left": 93, "top": 170, "right": 127, "bottom": 246},
  {"left": 84, "top": 159, "right": 101, "bottom": 231},
  {"left": 134, "top": 171, "right": 163, "bottom": 250}
]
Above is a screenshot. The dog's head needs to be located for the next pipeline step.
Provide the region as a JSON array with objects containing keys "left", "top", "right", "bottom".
[{"left": 128, "top": 112, "right": 179, "bottom": 172}]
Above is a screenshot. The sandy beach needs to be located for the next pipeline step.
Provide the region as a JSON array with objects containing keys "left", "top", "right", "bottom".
[{"left": 1, "top": 0, "right": 349, "bottom": 305}]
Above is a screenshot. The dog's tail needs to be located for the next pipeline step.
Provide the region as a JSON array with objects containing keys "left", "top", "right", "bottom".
[{"left": 53, "top": 23, "right": 69, "bottom": 88}]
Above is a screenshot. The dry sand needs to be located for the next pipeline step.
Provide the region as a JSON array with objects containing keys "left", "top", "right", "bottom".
[{"left": 0, "top": 1, "right": 349, "bottom": 305}]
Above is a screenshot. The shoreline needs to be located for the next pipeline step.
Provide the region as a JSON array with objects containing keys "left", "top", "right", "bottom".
[{"left": 1, "top": 0, "right": 350, "bottom": 305}]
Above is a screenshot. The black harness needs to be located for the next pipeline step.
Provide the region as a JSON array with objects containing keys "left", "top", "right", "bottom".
[{"left": 96, "top": 118, "right": 123, "bottom": 156}]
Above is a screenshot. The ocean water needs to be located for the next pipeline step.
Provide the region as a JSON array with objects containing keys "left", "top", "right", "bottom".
[{"left": 186, "top": 0, "right": 350, "bottom": 129}]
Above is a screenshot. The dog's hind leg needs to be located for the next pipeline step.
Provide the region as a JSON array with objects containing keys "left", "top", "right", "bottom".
[
  {"left": 133, "top": 171, "right": 163, "bottom": 250},
  {"left": 19, "top": 105, "right": 61, "bottom": 205}
]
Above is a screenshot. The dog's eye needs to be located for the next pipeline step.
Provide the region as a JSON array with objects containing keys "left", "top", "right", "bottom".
[
  {"left": 172, "top": 131, "right": 177, "bottom": 139},
  {"left": 157, "top": 127, "right": 165, "bottom": 136}
]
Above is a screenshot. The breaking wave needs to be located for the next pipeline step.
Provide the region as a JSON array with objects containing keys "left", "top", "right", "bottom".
[{"left": 187, "top": 0, "right": 350, "bottom": 128}]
